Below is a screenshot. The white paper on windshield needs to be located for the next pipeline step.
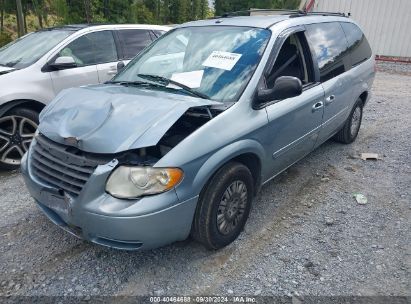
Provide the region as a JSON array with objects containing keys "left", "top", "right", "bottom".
[
  {"left": 170, "top": 70, "right": 204, "bottom": 88},
  {"left": 202, "top": 51, "right": 242, "bottom": 71}
]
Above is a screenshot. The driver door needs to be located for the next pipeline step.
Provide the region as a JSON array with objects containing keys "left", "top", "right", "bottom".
[{"left": 263, "top": 30, "right": 325, "bottom": 176}]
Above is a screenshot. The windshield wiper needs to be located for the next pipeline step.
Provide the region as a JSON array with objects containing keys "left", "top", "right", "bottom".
[
  {"left": 2, "top": 59, "right": 22, "bottom": 67},
  {"left": 105, "top": 80, "right": 163, "bottom": 87},
  {"left": 137, "top": 74, "right": 210, "bottom": 100}
]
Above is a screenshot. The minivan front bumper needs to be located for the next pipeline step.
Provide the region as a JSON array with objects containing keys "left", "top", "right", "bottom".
[{"left": 21, "top": 151, "right": 198, "bottom": 251}]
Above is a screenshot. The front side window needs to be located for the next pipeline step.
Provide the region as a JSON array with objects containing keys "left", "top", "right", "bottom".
[
  {"left": 266, "top": 32, "right": 314, "bottom": 88},
  {"left": 0, "top": 30, "right": 72, "bottom": 69},
  {"left": 113, "top": 26, "right": 271, "bottom": 102},
  {"left": 117, "top": 29, "right": 153, "bottom": 60},
  {"left": 58, "top": 30, "right": 117, "bottom": 66},
  {"left": 305, "top": 22, "right": 350, "bottom": 82},
  {"left": 340, "top": 22, "right": 372, "bottom": 67}
]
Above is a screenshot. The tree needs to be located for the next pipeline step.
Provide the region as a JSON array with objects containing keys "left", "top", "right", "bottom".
[
  {"left": 200, "top": 0, "right": 209, "bottom": 19},
  {"left": 16, "top": 0, "right": 25, "bottom": 36},
  {"left": 128, "top": 0, "right": 155, "bottom": 24},
  {"left": 214, "top": 0, "right": 300, "bottom": 16},
  {"left": 0, "top": 0, "right": 4, "bottom": 33}
]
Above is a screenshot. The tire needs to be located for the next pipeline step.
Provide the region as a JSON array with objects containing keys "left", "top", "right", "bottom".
[
  {"left": 333, "top": 98, "right": 363, "bottom": 144},
  {"left": 0, "top": 107, "right": 39, "bottom": 170},
  {"left": 191, "top": 161, "right": 254, "bottom": 250}
]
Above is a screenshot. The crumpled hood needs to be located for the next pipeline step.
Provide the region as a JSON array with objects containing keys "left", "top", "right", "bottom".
[{"left": 39, "top": 84, "right": 220, "bottom": 154}]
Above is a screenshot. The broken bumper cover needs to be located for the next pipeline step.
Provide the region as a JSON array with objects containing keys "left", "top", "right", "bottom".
[{"left": 21, "top": 152, "right": 198, "bottom": 251}]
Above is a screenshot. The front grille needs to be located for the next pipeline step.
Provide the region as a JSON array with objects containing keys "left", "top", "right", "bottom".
[{"left": 31, "top": 134, "right": 111, "bottom": 197}]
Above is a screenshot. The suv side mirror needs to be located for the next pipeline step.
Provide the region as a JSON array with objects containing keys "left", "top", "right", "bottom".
[
  {"left": 117, "top": 61, "right": 125, "bottom": 72},
  {"left": 257, "top": 76, "right": 303, "bottom": 104},
  {"left": 50, "top": 56, "right": 77, "bottom": 70}
]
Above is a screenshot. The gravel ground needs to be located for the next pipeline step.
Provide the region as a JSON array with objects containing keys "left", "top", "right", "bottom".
[{"left": 0, "top": 64, "right": 410, "bottom": 299}]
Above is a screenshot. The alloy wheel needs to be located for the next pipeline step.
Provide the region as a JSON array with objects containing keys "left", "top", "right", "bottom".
[
  {"left": 0, "top": 115, "right": 37, "bottom": 166},
  {"left": 217, "top": 180, "right": 248, "bottom": 235},
  {"left": 350, "top": 105, "right": 362, "bottom": 138}
]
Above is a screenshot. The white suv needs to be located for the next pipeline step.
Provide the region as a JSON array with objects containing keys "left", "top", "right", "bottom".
[{"left": 0, "top": 24, "right": 170, "bottom": 169}]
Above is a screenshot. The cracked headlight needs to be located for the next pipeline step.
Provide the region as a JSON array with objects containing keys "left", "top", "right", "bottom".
[{"left": 106, "top": 166, "right": 184, "bottom": 199}]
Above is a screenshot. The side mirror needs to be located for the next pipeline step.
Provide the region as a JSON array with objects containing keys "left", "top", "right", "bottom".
[
  {"left": 49, "top": 56, "right": 77, "bottom": 70},
  {"left": 257, "top": 76, "right": 303, "bottom": 104},
  {"left": 117, "top": 61, "right": 125, "bottom": 72}
]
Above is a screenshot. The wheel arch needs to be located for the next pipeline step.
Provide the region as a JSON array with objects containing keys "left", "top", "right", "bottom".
[
  {"left": 358, "top": 91, "right": 369, "bottom": 107},
  {"left": 191, "top": 139, "right": 266, "bottom": 199},
  {"left": 0, "top": 99, "right": 46, "bottom": 117}
]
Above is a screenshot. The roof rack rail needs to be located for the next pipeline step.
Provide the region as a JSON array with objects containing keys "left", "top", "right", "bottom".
[
  {"left": 214, "top": 8, "right": 346, "bottom": 18},
  {"left": 289, "top": 11, "right": 346, "bottom": 17},
  {"left": 215, "top": 9, "right": 304, "bottom": 18}
]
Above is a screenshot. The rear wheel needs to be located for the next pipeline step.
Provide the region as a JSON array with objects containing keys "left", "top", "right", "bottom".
[
  {"left": 191, "top": 162, "right": 254, "bottom": 250},
  {"left": 334, "top": 98, "right": 363, "bottom": 144},
  {"left": 0, "top": 107, "right": 39, "bottom": 170}
]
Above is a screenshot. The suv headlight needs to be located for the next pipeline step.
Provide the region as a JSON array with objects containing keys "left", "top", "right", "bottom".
[{"left": 106, "top": 166, "right": 184, "bottom": 199}]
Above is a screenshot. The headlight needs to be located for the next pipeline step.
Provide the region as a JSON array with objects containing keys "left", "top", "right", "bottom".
[{"left": 106, "top": 166, "right": 183, "bottom": 199}]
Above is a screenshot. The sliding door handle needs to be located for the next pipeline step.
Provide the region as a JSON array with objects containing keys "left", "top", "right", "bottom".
[{"left": 325, "top": 95, "right": 335, "bottom": 104}]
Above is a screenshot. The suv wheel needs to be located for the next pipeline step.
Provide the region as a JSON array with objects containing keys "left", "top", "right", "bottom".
[
  {"left": 191, "top": 162, "right": 254, "bottom": 250},
  {"left": 334, "top": 98, "right": 363, "bottom": 144},
  {"left": 0, "top": 107, "right": 39, "bottom": 170}
]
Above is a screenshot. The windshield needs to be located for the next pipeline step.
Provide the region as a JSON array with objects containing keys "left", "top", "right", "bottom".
[
  {"left": 0, "top": 30, "right": 73, "bottom": 69},
  {"left": 113, "top": 26, "right": 271, "bottom": 102}
]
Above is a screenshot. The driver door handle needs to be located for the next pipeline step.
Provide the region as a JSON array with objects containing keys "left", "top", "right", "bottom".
[{"left": 312, "top": 101, "right": 324, "bottom": 112}]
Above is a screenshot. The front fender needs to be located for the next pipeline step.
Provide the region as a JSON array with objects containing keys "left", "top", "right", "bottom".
[{"left": 174, "top": 139, "right": 266, "bottom": 202}]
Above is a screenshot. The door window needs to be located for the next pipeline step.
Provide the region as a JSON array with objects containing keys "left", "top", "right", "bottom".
[
  {"left": 58, "top": 31, "right": 117, "bottom": 66},
  {"left": 340, "top": 22, "right": 372, "bottom": 67},
  {"left": 305, "top": 22, "right": 350, "bottom": 82},
  {"left": 266, "top": 32, "right": 314, "bottom": 89},
  {"left": 117, "top": 29, "right": 153, "bottom": 60}
]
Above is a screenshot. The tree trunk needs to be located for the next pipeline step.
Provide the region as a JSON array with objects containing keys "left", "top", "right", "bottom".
[
  {"left": 23, "top": 9, "right": 27, "bottom": 33},
  {"left": 84, "top": 0, "right": 91, "bottom": 23},
  {"left": 16, "top": 0, "right": 25, "bottom": 37},
  {"left": 103, "top": 0, "right": 109, "bottom": 19},
  {"left": 37, "top": 13, "right": 43, "bottom": 28},
  {"left": 0, "top": 0, "right": 4, "bottom": 33}
]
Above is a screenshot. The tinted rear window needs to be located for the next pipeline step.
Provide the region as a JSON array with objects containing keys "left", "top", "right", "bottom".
[
  {"left": 340, "top": 22, "right": 372, "bottom": 67},
  {"left": 117, "top": 29, "right": 153, "bottom": 60},
  {"left": 305, "top": 22, "right": 350, "bottom": 82}
]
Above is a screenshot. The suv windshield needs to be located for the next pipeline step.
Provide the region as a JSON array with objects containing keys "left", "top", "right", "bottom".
[
  {"left": 113, "top": 26, "right": 271, "bottom": 102},
  {"left": 0, "top": 29, "right": 73, "bottom": 69}
]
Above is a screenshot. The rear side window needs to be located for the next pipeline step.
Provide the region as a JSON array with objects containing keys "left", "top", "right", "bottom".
[
  {"left": 305, "top": 22, "right": 350, "bottom": 82},
  {"left": 59, "top": 30, "right": 117, "bottom": 66},
  {"left": 117, "top": 29, "right": 153, "bottom": 60},
  {"left": 340, "top": 22, "right": 372, "bottom": 67}
]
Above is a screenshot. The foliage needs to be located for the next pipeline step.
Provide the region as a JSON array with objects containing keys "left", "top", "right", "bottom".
[
  {"left": 214, "top": 0, "right": 300, "bottom": 15},
  {"left": 0, "top": 0, "right": 301, "bottom": 45},
  {"left": 0, "top": 31, "right": 12, "bottom": 46}
]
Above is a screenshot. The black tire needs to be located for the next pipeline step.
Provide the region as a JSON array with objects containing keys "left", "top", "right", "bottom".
[
  {"left": 0, "top": 107, "right": 39, "bottom": 170},
  {"left": 333, "top": 98, "right": 363, "bottom": 144},
  {"left": 191, "top": 161, "right": 254, "bottom": 250}
]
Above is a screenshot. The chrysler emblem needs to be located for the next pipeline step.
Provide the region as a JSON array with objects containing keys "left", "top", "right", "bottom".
[{"left": 64, "top": 136, "right": 79, "bottom": 146}]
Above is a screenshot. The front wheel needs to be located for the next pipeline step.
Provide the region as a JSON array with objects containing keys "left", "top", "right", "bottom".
[
  {"left": 191, "top": 162, "right": 254, "bottom": 250},
  {"left": 0, "top": 107, "right": 39, "bottom": 170},
  {"left": 333, "top": 98, "right": 363, "bottom": 144}
]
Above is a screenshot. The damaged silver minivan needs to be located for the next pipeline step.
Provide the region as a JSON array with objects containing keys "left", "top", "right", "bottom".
[{"left": 22, "top": 13, "right": 375, "bottom": 250}]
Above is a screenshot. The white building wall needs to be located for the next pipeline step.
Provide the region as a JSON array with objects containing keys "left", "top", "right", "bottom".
[{"left": 311, "top": 0, "right": 411, "bottom": 58}]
